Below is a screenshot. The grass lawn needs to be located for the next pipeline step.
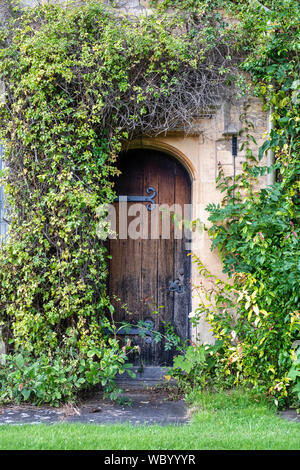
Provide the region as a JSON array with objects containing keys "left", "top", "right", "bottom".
[{"left": 0, "top": 390, "right": 299, "bottom": 450}]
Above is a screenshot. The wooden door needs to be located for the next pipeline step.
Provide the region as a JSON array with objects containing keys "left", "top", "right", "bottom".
[{"left": 109, "top": 149, "right": 191, "bottom": 366}]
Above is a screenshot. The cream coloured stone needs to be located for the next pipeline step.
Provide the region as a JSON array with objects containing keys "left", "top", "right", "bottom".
[
  {"left": 0, "top": 329, "right": 5, "bottom": 364},
  {"left": 0, "top": 81, "right": 4, "bottom": 104},
  {"left": 217, "top": 150, "right": 233, "bottom": 165}
]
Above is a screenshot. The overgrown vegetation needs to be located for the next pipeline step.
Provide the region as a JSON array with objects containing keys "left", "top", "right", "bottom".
[
  {"left": 0, "top": 0, "right": 298, "bottom": 408},
  {"left": 169, "top": 0, "right": 300, "bottom": 410},
  {"left": 0, "top": 0, "right": 242, "bottom": 405}
]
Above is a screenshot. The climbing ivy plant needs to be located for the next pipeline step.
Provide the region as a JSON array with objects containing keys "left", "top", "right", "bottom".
[
  {"left": 171, "top": 0, "right": 300, "bottom": 408},
  {"left": 0, "top": 0, "right": 242, "bottom": 404},
  {"left": 0, "top": 0, "right": 298, "bottom": 406}
]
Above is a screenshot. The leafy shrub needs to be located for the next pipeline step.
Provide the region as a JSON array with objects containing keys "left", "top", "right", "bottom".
[
  {"left": 167, "top": 0, "right": 299, "bottom": 408},
  {"left": 0, "top": 0, "right": 241, "bottom": 405},
  {"left": 288, "top": 347, "right": 300, "bottom": 410},
  {"left": 0, "top": 0, "right": 298, "bottom": 406},
  {"left": 168, "top": 253, "right": 299, "bottom": 408},
  {"left": 0, "top": 340, "right": 133, "bottom": 406},
  {"left": 170, "top": 341, "right": 225, "bottom": 392}
]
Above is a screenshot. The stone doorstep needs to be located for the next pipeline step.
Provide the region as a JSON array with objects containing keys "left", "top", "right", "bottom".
[
  {"left": 115, "top": 366, "right": 175, "bottom": 387},
  {"left": 279, "top": 409, "right": 300, "bottom": 423}
]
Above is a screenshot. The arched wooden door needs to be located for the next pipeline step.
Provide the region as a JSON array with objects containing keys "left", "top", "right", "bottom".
[{"left": 109, "top": 149, "right": 191, "bottom": 366}]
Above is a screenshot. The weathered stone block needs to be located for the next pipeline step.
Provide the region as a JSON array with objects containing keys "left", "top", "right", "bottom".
[{"left": 217, "top": 150, "right": 233, "bottom": 165}]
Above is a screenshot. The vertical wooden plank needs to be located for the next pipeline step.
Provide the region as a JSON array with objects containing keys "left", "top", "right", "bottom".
[
  {"left": 121, "top": 152, "right": 143, "bottom": 322},
  {"left": 173, "top": 160, "right": 192, "bottom": 344},
  {"left": 156, "top": 155, "right": 176, "bottom": 365},
  {"left": 139, "top": 152, "right": 159, "bottom": 364},
  {"left": 109, "top": 152, "right": 143, "bottom": 324}
]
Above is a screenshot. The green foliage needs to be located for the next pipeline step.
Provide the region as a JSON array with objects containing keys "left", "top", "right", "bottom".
[
  {"left": 288, "top": 348, "right": 300, "bottom": 408},
  {"left": 0, "top": 0, "right": 240, "bottom": 405},
  {"left": 170, "top": 341, "right": 225, "bottom": 391},
  {"left": 167, "top": 0, "right": 300, "bottom": 409},
  {"left": 169, "top": 253, "right": 299, "bottom": 408},
  {"left": 207, "top": 174, "right": 299, "bottom": 317},
  {"left": 204, "top": 0, "right": 300, "bottom": 408},
  {"left": 0, "top": 0, "right": 298, "bottom": 406},
  {"left": 0, "top": 345, "right": 130, "bottom": 405}
]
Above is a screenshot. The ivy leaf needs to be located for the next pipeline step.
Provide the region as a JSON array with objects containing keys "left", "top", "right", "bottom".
[
  {"left": 258, "top": 140, "right": 270, "bottom": 161},
  {"left": 21, "top": 388, "right": 31, "bottom": 400},
  {"left": 15, "top": 354, "right": 24, "bottom": 369}
]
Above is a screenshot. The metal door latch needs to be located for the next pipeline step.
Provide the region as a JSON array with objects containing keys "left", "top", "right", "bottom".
[
  {"left": 168, "top": 279, "right": 184, "bottom": 294},
  {"left": 114, "top": 187, "right": 157, "bottom": 211}
]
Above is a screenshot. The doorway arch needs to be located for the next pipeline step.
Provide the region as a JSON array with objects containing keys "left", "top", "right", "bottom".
[{"left": 125, "top": 138, "right": 196, "bottom": 181}]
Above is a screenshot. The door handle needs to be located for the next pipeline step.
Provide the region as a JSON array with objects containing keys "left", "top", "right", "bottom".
[{"left": 168, "top": 279, "right": 184, "bottom": 294}]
